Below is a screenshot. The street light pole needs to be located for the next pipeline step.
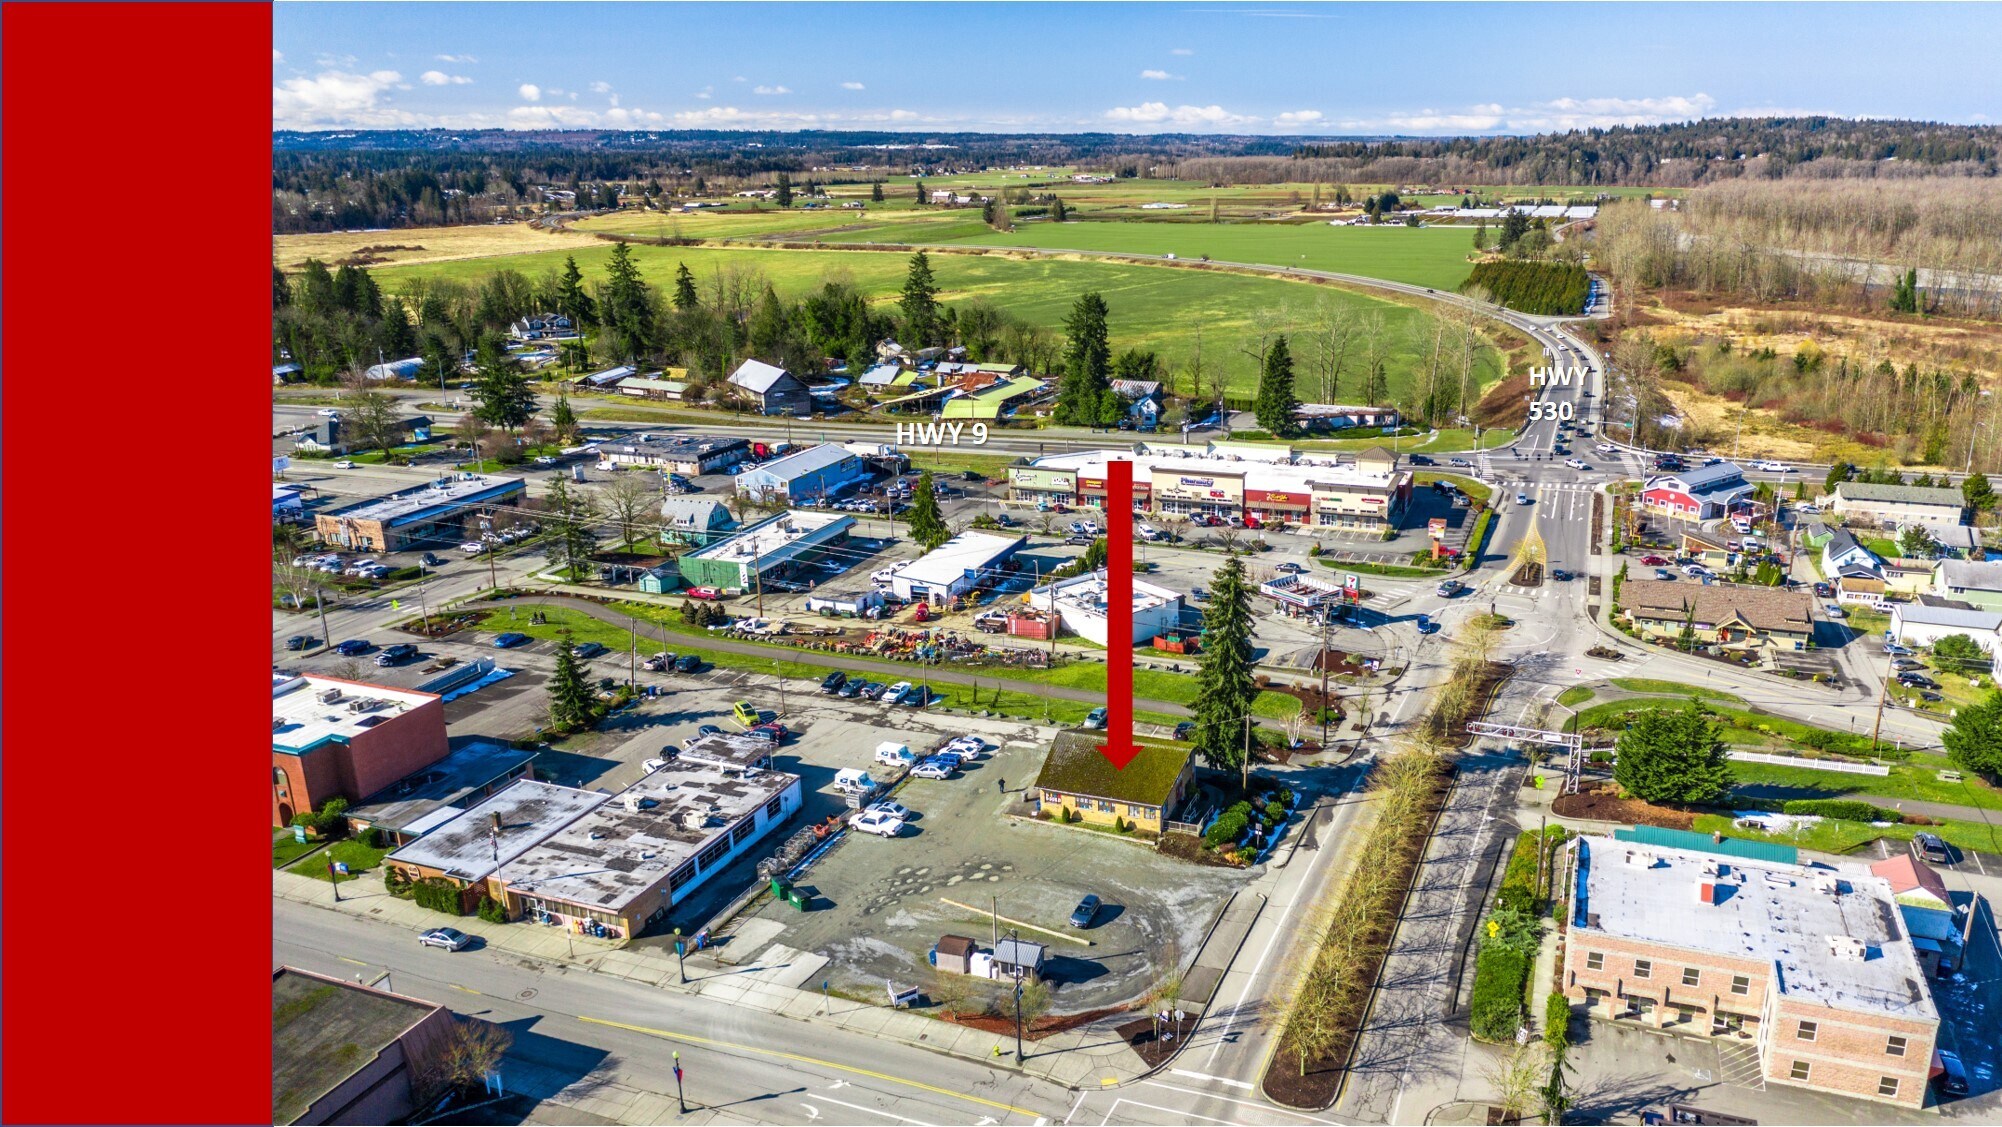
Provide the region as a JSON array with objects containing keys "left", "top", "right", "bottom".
[{"left": 672, "top": 1051, "right": 685, "bottom": 1115}]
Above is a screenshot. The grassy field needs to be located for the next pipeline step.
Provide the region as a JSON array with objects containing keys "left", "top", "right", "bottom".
[
  {"left": 272, "top": 828, "right": 320, "bottom": 868},
  {"left": 1606, "top": 678, "right": 1745, "bottom": 702},
  {"left": 372, "top": 242, "right": 1506, "bottom": 399},
  {"left": 1728, "top": 752, "right": 2002, "bottom": 813},
  {"left": 1693, "top": 811, "right": 2002, "bottom": 858},
  {"left": 1556, "top": 686, "right": 1595, "bottom": 708},
  {"left": 290, "top": 838, "right": 391, "bottom": 884},
  {"left": 1413, "top": 471, "right": 1493, "bottom": 504},
  {"left": 934, "top": 223, "right": 1485, "bottom": 290}
]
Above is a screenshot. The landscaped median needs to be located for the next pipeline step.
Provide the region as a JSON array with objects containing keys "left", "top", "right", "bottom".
[{"left": 1468, "top": 826, "right": 1570, "bottom": 1043}]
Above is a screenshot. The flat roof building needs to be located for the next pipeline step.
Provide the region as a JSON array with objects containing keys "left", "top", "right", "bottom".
[
  {"left": 593, "top": 433, "right": 749, "bottom": 475},
  {"left": 1563, "top": 837, "right": 1939, "bottom": 1108},
  {"left": 272, "top": 967, "right": 456, "bottom": 1125},
  {"left": 887, "top": 530, "right": 1027, "bottom": 604},
  {"left": 1027, "top": 568, "right": 1184, "bottom": 646},
  {"left": 314, "top": 473, "right": 525, "bottom": 552},
  {"left": 498, "top": 759, "right": 803, "bottom": 939},
  {"left": 385, "top": 780, "right": 609, "bottom": 903},
  {"left": 272, "top": 674, "right": 449, "bottom": 828},
  {"left": 1009, "top": 444, "right": 1411, "bottom": 530},
  {"left": 343, "top": 739, "right": 538, "bottom": 846},
  {"left": 734, "top": 444, "right": 868, "bottom": 503},
  {"left": 1833, "top": 482, "right": 1968, "bottom": 529},
  {"left": 677, "top": 510, "right": 855, "bottom": 593}
]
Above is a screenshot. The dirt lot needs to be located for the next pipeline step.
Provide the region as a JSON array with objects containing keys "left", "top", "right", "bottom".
[
  {"left": 731, "top": 730, "right": 1243, "bottom": 1014},
  {"left": 273, "top": 221, "right": 593, "bottom": 272}
]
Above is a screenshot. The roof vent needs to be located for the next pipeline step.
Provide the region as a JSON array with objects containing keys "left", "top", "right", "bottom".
[
  {"left": 622, "top": 793, "right": 643, "bottom": 813},
  {"left": 1813, "top": 875, "right": 1840, "bottom": 895},
  {"left": 1828, "top": 935, "right": 1868, "bottom": 962},
  {"left": 318, "top": 687, "right": 344, "bottom": 704}
]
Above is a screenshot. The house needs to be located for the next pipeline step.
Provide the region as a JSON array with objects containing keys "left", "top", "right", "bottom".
[
  {"left": 1889, "top": 603, "right": 2002, "bottom": 655},
  {"left": 508, "top": 313, "right": 577, "bottom": 341},
  {"left": 1109, "top": 379, "right": 1165, "bottom": 426},
  {"left": 1616, "top": 580, "right": 1814, "bottom": 653},
  {"left": 858, "top": 363, "right": 904, "bottom": 388},
  {"left": 271, "top": 674, "right": 450, "bottom": 828},
  {"left": 885, "top": 531, "right": 1026, "bottom": 605},
  {"left": 727, "top": 359, "right": 815, "bottom": 416},
  {"left": 272, "top": 968, "right": 457, "bottom": 1125},
  {"left": 1819, "top": 526, "right": 1883, "bottom": 579},
  {"left": 733, "top": 444, "right": 866, "bottom": 504},
  {"left": 1030, "top": 731, "right": 1194, "bottom": 834},
  {"left": 990, "top": 937, "right": 1048, "bottom": 982},
  {"left": 363, "top": 356, "right": 425, "bottom": 381},
  {"left": 1916, "top": 522, "right": 1980, "bottom": 557},
  {"left": 1640, "top": 462, "right": 1755, "bottom": 523},
  {"left": 616, "top": 374, "right": 690, "bottom": 401},
  {"left": 1832, "top": 482, "right": 1968, "bottom": 529},
  {"left": 594, "top": 433, "right": 749, "bottom": 475},
  {"left": 1933, "top": 559, "right": 2002, "bottom": 612},
  {"left": 1834, "top": 565, "right": 1889, "bottom": 607},
  {"left": 1881, "top": 559, "right": 1938, "bottom": 596},
  {"left": 656, "top": 497, "right": 736, "bottom": 547},
  {"left": 1561, "top": 838, "right": 1939, "bottom": 1109},
  {"left": 315, "top": 474, "right": 526, "bottom": 552},
  {"left": 1868, "top": 855, "right": 1964, "bottom": 978},
  {"left": 1680, "top": 528, "right": 1734, "bottom": 571}
]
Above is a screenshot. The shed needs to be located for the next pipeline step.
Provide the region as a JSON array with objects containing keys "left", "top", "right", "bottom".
[
  {"left": 991, "top": 937, "right": 1047, "bottom": 981},
  {"left": 933, "top": 934, "right": 977, "bottom": 976}
]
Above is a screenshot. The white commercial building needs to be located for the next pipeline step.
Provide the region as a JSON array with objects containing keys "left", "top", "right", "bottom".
[
  {"left": 887, "top": 531, "right": 1027, "bottom": 605},
  {"left": 1889, "top": 604, "right": 2002, "bottom": 653},
  {"left": 1025, "top": 568, "right": 1184, "bottom": 646}
]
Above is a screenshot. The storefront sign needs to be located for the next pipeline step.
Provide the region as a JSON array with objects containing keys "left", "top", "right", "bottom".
[{"left": 1256, "top": 491, "right": 1311, "bottom": 507}]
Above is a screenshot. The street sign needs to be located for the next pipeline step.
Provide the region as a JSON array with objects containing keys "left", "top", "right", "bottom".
[
  {"left": 293, "top": 826, "right": 307, "bottom": 844},
  {"left": 334, "top": 861, "right": 350, "bottom": 874}
]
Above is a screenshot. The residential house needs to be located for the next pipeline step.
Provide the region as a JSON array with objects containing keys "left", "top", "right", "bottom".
[
  {"left": 508, "top": 313, "right": 577, "bottom": 342},
  {"left": 1819, "top": 526, "right": 1883, "bottom": 579},
  {"left": 616, "top": 372, "right": 690, "bottom": 400},
  {"left": 1834, "top": 565, "right": 1889, "bottom": 607},
  {"left": 1109, "top": 379, "right": 1165, "bottom": 427},
  {"left": 1616, "top": 580, "right": 1814, "bottom": 653},
  {"left": 1640, "top": 462, "right": 1755, "bottom": 523},
  {"left": 726, "top": 359, "right": 815, "bottom": 416},
  {"left": 1868, "top": 855, "right": 1965, "bottom": 978},
  {"left": 1888, "top": 603, "right": 2002, "bottom": 656},
  {"left": 1832, "top": 482, "right": 1968, "bottom": 529},
  {"left": 1933, "top": 559, "right": 2002, "bottom": 612},
  {"left": 656, "top": 497, "right": 737, "bottom": 548},
  {"left": 1030, "top": 731, "right": 1194, "bottom": 834},
  {"left": 1881, "top": 559, "right": 1938, "bottom": 597}
]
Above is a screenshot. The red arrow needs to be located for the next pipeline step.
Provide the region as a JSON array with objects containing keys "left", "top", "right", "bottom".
[{"left": 1096, "top": 458, "right": 1140, "bottom": 769}]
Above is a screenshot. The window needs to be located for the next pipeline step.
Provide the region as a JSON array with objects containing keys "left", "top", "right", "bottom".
[
  {"left": 1633, "top": 959, "right": 1652, "bottom": 979},
  {"left": 1790, "top": 1061, "right": 1812, "bottom": 1082},
  {"left": 764, "top": 796, "right": 784, "bottom": 819},
  {"left": 696, "top": 837, "right": 730, "bottom": 869},
  {"left": 1796, "top": 1021, "right": 1818, "bottom": 1042},
  {"left": 731, "top": 820, "right": 756, "bottom": 845},
  {"left": 1730, "top": 975, "right": 1750, "bottom": 996},
  {"left": 1878, "top": 1077, "right": 1900, "bottom": 1098},
  {"left": 1886, "top": 1035, "right": 1907, "bottom": 1057},
  {"left": 1585, "top": 951, "right": 1605, "bottom": 971},
  {"left": 667, "top": 862, "right": 697, "bottom": 891},
  {"left": 1681, "top": 967, "right": 1701, "bottom": 987}
]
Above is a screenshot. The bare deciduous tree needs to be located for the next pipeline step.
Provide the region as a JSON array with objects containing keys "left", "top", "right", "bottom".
[{"left": 599, "top": 474, "right": 656, "bottom": 551}]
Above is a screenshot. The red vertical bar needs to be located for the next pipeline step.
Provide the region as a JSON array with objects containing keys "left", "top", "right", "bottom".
[
  {"left": 1098, "top": 460, "right": 1136, "bottom": 765},
  {"left": 3, "top": 4, "right": 273, "bottom": 1124}
]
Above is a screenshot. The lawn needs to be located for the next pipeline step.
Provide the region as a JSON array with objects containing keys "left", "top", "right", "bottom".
[
  {"left": 1414, "top": 471, "right": 1493, "bottom": 504},
  {"left": 1318, "top": 556, "right": 1451, "bottom": 579},
  {"left": 1727, "top": 755, "right": 2002, "bottom": 813},
  {"left": 933, "top": 222, "right": 1487, "bottom": 290},
  {"left": 1556, "top": 686, "right": 1595, "bottom": 708},
  {"left": 272, "top": 828, "right": 321, "bottom": 868},
  {"left": 292, "top": 837, "right": 392, "bottom": 884},
  {"left": 370, "top": 241, "right": 1505, "bottom": 399},
  {"left": 1693, "top": 811, "right": 2002, "bottom": 859},
  {"left": 1841, "top": 607, "right": 1891, "bottom": 639},
  {"left": 1606, "top": 678, "right": 1745, "bottom": 703},
  {"left": 1565, "top": 699, "right": 1873, "bottom": 757}
]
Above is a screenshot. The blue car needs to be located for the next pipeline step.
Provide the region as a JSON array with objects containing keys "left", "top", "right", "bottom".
[
  {"left": 492, "top": 632, "right": 530, "bottom": 648},
  {"left": 333, "top": 639, "right": 372, "bottom": 656}
]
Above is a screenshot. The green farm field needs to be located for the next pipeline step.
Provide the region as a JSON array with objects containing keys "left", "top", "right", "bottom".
[{"left": 371, "top": 241, "right": 1507, "bottom": 399}]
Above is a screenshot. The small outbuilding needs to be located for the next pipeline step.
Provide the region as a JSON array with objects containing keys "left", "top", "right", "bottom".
[
  {"left": 991, "top": 937, "right": 1047, "bottom": 981},
  {"left": 932, "top": 934, "right": 978, "bottom": 976}
]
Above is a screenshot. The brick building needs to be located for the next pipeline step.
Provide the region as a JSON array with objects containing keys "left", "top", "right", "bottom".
[
  {"left": 271, "top": 674, "right": 449, "bottom": 827},
  {"left": 272, "top": 967, "right": 456, "bottom": 1125},
  {"left": 314, "top": 473, "right": 525, "bottom": 552},
  {"left": 1561, "top": 837, "right": 1939, "bottom": 1109}
]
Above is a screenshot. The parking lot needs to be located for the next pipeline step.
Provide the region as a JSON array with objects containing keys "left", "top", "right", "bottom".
[{"left": 729, "top": 721, "right": 1243, "bottom": 1014}]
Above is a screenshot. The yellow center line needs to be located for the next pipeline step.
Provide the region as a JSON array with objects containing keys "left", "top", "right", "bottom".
[
  {"left": 336, "top": 956, "right": 369, "bottom": 966},
  {"left": 450, "top": 984, "right": 482, "bottom": 994},
  {"left": 578, "top": 1015, "right": 1040, "bottom": 1119}
]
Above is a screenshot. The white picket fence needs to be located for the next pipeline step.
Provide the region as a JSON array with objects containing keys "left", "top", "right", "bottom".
[{"left": 1727, "top": 750, "right": 1889, "bottom": 777}]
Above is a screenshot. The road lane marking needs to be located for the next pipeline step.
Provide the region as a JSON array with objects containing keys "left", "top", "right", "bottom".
[
  {"left": 578, "top": 1015, "right": 1039, "bottom": 1118},
  {"left": 450, "top": 983, "right": 481, "bottom": 994},
  {"left": 1141, "top": 1080, "right": 1347, "bottom": 1123},
  {"left": 1103, "top": 1099, "right": 1238, "bottom": 1126},
  {"left": 811, "top": 1092, "right": 937, "bottom": 1125},
  {"left": 1167, "top": 1068, "right": 1252, "bottom": 1090},
  {"left": 337, "top": 956, "right": 368, "bottom": 966}
]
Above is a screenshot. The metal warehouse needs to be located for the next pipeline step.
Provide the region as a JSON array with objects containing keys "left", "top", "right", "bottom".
[
  {"left": 734, "top": 444, "right": 868, "bottom": 503},
  {"left": 676, "top": 511, "right": 856, "bottom": 592},
  {"left": 887, "top": 530, "right": 1028, "bottom": 605}
]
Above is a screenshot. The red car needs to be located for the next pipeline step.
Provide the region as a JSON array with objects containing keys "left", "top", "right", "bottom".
[
  {"left": 1638, "top": 555, "right": 1670, "bottom": 566},
  {"left": 685, "top": 586, "right": 724, "bottom": 600},
  {"left": 748, "top": 722, "right": 789, "bottom": 743}
]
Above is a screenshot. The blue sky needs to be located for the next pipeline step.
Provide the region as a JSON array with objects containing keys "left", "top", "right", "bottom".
[{"left": 274, "top": 3, "right": 2002, "bottom": 135}]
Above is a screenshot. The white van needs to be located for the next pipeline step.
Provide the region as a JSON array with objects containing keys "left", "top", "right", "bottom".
[
  {"left": 834, "top": 768, "right": 879, "bottom": 796},
  {"left": 1137, "top": 523, "right": 1163, "bottom": 541},
  {"left": 874, "top": 742, "right": 914, "bottom": 768},
  {"left": 1731, "top": 517, "right": 1753, "bottom": 534}
]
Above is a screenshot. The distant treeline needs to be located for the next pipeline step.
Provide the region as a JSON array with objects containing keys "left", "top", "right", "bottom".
[{"left": 1461, "top": 262, "right": 1590, "bottom": 316}]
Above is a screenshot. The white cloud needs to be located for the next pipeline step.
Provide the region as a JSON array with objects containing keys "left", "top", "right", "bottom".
[
  {"left": 509, "top": 104, "right": 665, "bottom": 128},
  {"left": 272, "top": 49, "right": 284, "bottom": 63},
  {"left": 590, "top": 80, "right": 613, "bottom": 94},
  {"left": 434, "top": 53, "right": 477, "bottom": 63},
  {"left": 1274, "top": 110, "right": 1324, "bottom": 127},
  {"left": 518, "top": 83, "right": 541, "bottom": 101},
  {"left": 670, "top": 105, "right": 933, "bottom": 129},
  {"left": 841, "top": 81, "right": 866, "bottom": 91},
  {"left": 1104, "top": 102, "right": 1254, "bottom": 129},
  {"left": 1139, "top": 69, "right": 1178, "bottom": 81},
  {"left": 1338, "top": 93, "right": 1720, "bottom": 134},
  {"left": 694, "top": 85, "right": 714, "bottom": 100},
  {"left": 273, "top": 69, "right": 411, "bottom": 128},
  {"left": 732, "top": 75, "right": 746, "bottom": 83},
  {"left": 420, "top": 70, "right": 473, "bottom": 86},
  {"left": 1170, "top": 47, "right": 1194, "bottom": 55},
  {"left": 753, "top": 84, "right": 791, "bottom": 95}
]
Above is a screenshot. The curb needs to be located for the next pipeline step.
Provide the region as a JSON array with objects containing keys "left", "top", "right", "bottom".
[{"left": 1112, "top": 889, "right": 1270, "bottom": 1088}]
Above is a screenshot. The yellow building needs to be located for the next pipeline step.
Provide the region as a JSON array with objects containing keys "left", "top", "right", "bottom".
[{"left": 1030, "top": 732, "right": 1194, "bottom": 833}]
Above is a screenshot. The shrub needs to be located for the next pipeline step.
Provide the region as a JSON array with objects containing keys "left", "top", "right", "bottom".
[
  {"left": 1469, "top": 946, "right": 1531, "bottom": 1042},
  {"left": 477, "top": 896, "right": 507, "bottom": 924},
  {"left": 1264, "top": 799, "right": 1287, "bottom": 823},
  {"left": 290, "top": 797, "right": 351, "bottom": 839},
  {"left": 383, "top": 866, "right": 412, "bottom": 896},
  {"left": 1544, "top": 992, "right": 1571, "bottom": 1050},
  {"left": 1781, "top": 798, "right": 1898, "bottom": 822},
  {"left": 1205, "top": 807, "right": 1250, "bottom": 848},
  {"left": 412, "top": 877, "right": 466, "bottom": 916},
  {"left": 1307, "top": 542, "right": 1323, "bottom": 557},
  {"left": 360, "top": 827, "right": 386, "bottom": 850},
  {"left": 1588, "top": 751, "right": 1613, "bottom": 765}
]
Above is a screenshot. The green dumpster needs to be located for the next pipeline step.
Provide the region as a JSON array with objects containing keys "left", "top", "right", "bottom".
[
  {"left": 770, "top": 877, "right": 790, "bottom": 899},
  {"left": 787, "top": 889, "right": 807, "bottom": 911}
]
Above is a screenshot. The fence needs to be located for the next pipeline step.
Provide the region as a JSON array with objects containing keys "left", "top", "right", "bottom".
[{"left": 1726, "top": 750, "right": 1889, "bottom": 776}]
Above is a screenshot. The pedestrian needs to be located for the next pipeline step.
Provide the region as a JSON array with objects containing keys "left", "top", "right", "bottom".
[{"left": 998, "top": 777, "right": 1006, "bottom": 794}]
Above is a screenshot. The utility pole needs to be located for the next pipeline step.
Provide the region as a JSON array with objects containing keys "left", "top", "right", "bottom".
[
  {"left": 1319, "top": 609, "right": 1333, "bottom": 748},
  {"left": 315, "top": 589, "right": 333, "bottom": 648},
  {"left": 1869, "top": 645, "right": 1893, "bottom": 756}
]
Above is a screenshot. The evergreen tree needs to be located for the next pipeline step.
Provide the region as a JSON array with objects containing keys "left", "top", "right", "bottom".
[
  {"left": 546, "top": 631, "right": 598, "bottom": 730},
  {"left": 673, "top": 262, "right": 700, "bottom": 311},
  {"left": 1963, "top": 471, "right": 1995, "bottom": 511},
  {"left": 1889, "top": 268, "right": 1920, "bottom": 314},
  {"left": 1053, "top": 292, "right": 1112, "bottom": 427},
  {"left": 981, "top": 197, "right": 997, "bottom": 226},
  {"left": 273, "top": 264, "right": 292, "bottom": 310},
  {"left": 1824, "top": 461, "right": 1856, "bottom": 492},
  {"left": 1253, "top": 335, "right": 1302, "bottom": 436},
  {"left": 471, "top": 332, "right": 536, "bottom": 432},
  {"left": 915, "top": 178, "right": 927, "bottom": 205},
  {"left": 1189, "top": 554, "right": 1257, "bottom": 775},
  {"left": 599, "top": 241, "right": 657, "bottom": 362},
  {"left": 541, "top": 477, "right": 599, "bottom": 580},
  {"left": 871, "top": 181, "right": 884, "bottom": 203},
  {"left": 899, "top": 251, "right": 940, "bottom": 347},
  {"left": 775, "top": 171, "right": 794, "bottom": 209},
  {"left": 555, "top": 255, "right": 597, "bottom": 326},
  {"left": 905, "top": 471, "right": 951, "bottom": 551},
  {"left": 379, "top": 298, "right": 417, "bottom": 359},
  {"left": 1051, "top": 196, "right": 1068, "bottom": 223},
  {"left": 550, "top": 391, "right": 579, "bottom": 442},
  {"left": 1613, "top": 705, "right": 1734, "bottom": 805}
]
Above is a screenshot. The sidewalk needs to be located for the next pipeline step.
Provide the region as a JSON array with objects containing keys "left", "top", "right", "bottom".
[{"left": 275, "top": 868, "right": 1154, "bottom": 1089}]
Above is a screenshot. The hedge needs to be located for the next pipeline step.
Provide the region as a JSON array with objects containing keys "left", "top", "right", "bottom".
[
  {"left": 1460, "top": 261, "right": 1591, "bottom": 316},
  {"left": 1205, "top": 802, "right": 1253, "bottom": 848},
  {"left": 1469, "top": 946, "right": 1531, "bottom": 1042},
  {"left": 1544, "top": 992, "right": 1571, "bottom": 1050},
  {"left": 1781, "top": 798, "right": 1900, "bottom": 822},
  {"left": 411, "top": 877, "right": 466, "bottom": 916}
]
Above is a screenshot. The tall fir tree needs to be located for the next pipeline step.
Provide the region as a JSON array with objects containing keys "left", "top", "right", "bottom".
[
  {"left": 1189, "top": 554, "right": 1257, "bottom": 775},
  {"left": 541, "top": 477, "right": 599, "bottom": 580},
  {"left": 905, "top": 471, "right": 951, "bottom": 550},
  {"left": 871, "top": 181, "right": 885, "bottom": 203},
  {"left": 1253, "top": 335, "right": 1302, "bottom": 436},
  {"left": 555, "top": 255, "right": 597, "bottom": 326},
  {"left": 471, "top": 332, "right": 536, "bottom": 432},
  {"left": 775, "top": 171, "right": 794, "bottom": 209},
  {"left": 672, "top": 262, "right": 700, "bottom": 311},
  {"left": 900, "top": 251, "right": 940, "bottom": 346},
  {"left": 550, "top": 391, "right": 579, "bottom": 441},
  {"left": 1613, "top": 705, "right": 1734, "bottom": 804},
  {"left": 546, "top": 631, "right": 598, "bottom": 730},
  {"left": 1053, "top": 292, "right": 1113, "bottom": 427},
  {"left": 273, "top": 264, "right": 292, "bottom": 310},
  {"left": 600, "top": 241, "right": 656, "bottom": 362}
]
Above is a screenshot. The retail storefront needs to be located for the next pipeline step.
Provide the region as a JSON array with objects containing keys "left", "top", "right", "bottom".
[
  {"left": 1245, "top": 489, "right": 1312, "bottom": 527},
  {"left": 1151, "top": 469, "right": 1244, "bottom": 519},
  {"left": 1077, "top": 474, "right": 1151, "bottom": 511},
  {"left": 1310, "top": 482, "right": 1405, "bottom": 529},
  {"left": 1009, "top": 467, "right": 1078, "bottom": 508}
]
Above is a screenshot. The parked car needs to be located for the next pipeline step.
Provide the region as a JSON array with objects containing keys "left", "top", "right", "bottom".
[
  {"left": 461, "top": 540, "right": 488, "bottom": 555},
  {"left": 1884, "top": 642, "right": 1914, "bottom": 656},
  {"left": 1824, "top": 604, "right": 1847, "bottom": 620},
  {"left": 909, "top": 758, "right": 956, "bottom": 781},
  {"left": 333, "top": 639, "right": 373, "bottom": 656},
  {"left": 859, "top": 681, "right": 888, "bottom": 701},
  {"left": 1919, "top": 690, "right": 1944, "bottom": 703},
  {"left": 883, "top": 681, "right": 914, "bottom": 705},
  {"left": 333, "top": 460, "right": 357, "bottom": 469},
  {"left": 902, "top": 685, "right": 935, "bottom": 708},
  {"left": 1891, "top": 658, "right": 1924, "bottom": 672},
  {"left": 1069, "top": 894, "right": 1103, "bottom": 929},
  {"left": 1190, "top": 587, "right": 1209, "bottom": 601},
  {"left": 819, "top": 671, "right": 848, "bottom": 694},
  {"left": 942, "top": 736, "right": 987, "bottom": 758},
  {"left": 492, "top": 632, "right": 529, "bottom": 648},
  {"left": 419, "top": 553, "right": 447, "bottom": 567},
  {"left": 1812, "top": 582, "right": 1834, "bottom": 598},
  {"left": 749, "top": 722, "right": 790, "bottom": 743},
  {"left": 1275, "top": 562, "right": 1306, "bottom": 575},
  {"left": 836, "top": 679, "right": 865, "bottom": 699},
  {"left": 1935, "top": 1049, "right": 1970, "bottom": 1097},
  {"left": 1084, "top": 706, "right": 1108, "bottom": 730},
  {"left": 1898, "top": 672, "right": 1938, "bottom": 689},
  {"left": 417, "top": 927, "right": 471, "bottom": 951},
  {"left": 696, "top": 724, "right": 722, "bottom": 738},
  {"left": 1655, "top": 568, "right": 1673, "bottom": 580},
  {"left": 1638, "top": 555, "right": 1670, "bottom": 566},
  {"left": 375, "top": 643, "right": 420, "bottom": 667},
  {"left": 850, "top": 809, "right": 905, "bottom": 837},
  {"left": 1173, "top": 721, "right": 1196, "bottom": 741},
  {"left": 865, "top": 800, "right": 913, "bottom": 822},
  {"left": 1912, "top": 832, "right": 1952, "bottom": 865},
  {"left": 572, "top": 641, "right": 608, "bottom": 659},
  {"left": 284, "top": 635, "right": 320, "bottom": 651},
  {"left": 685, "top": 586, "right": 724, "bottom": 600},
  {"left": 673, "top": 654, "right": 702, "bottom": 674}
]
